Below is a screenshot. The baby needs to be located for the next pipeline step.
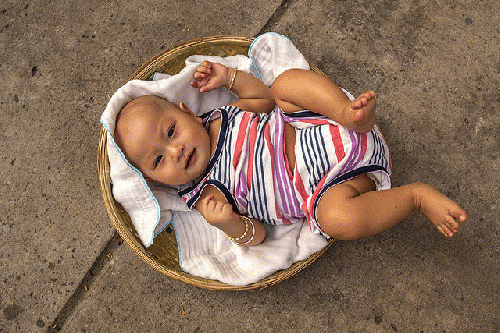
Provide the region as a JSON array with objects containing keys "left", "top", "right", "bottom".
[{"left": 114, "top": 61, "right": 467, "bottom": 246}]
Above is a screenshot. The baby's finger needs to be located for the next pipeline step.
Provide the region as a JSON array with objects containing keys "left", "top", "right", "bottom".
[
  {"left": 202, "top": 194, "right": 215, "bottom": 207},
  {"left": 213, "top": 200, "right": 227, "bottom": 213},
  {"left": 201, "top": 60, "right": 213, "bottom": 68},
  {"left": 190, "top": 79, "right": 204, "bottom": 88},
  {"left": 193, "top": 71, "right": 208, "bottom": 80},
  {"left": 205, "top": 200, "right": 218, "bottom": 214},
  {"left": 199, "top": 85, "right": 211, "bottom": 93},
  {"left": 199, "top": 83, "right": 216, "bottom": 93},
  {"left": 221, "top": 203, "right": 233, "bottom": 215},
  {"left": 191, "top": 79, "right": 202, "bottom": 88},
  {"left": 197, "top": 63, "right": 212, "bottom": 74}
]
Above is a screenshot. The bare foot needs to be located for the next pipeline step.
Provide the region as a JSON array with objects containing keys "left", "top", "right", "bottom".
[
  {"left": 412, "top": 183, "right": 467, "bottom": 237},
  {"left": 343, "top": 91, "right": 377, "bottom": 133}
]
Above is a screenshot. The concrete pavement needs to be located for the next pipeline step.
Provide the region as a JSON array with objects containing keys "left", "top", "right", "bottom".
[{"left": 1, "top": 0, "right": 499, "bottom": 332}]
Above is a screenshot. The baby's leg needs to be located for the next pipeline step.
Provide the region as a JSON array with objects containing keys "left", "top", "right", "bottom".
[
  {"left": 271, "top": 68, "right": 376, "bottom": 133},
  {"left": 316, "top": 175, "right": 467, "bottom": 240}
]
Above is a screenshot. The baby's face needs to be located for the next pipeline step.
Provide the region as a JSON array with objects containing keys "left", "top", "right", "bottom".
[{"left": 115, "top": 96, "right": 211, "bottom": 186}]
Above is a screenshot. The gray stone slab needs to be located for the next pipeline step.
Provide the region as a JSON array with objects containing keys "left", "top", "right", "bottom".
[
  {"left": 0, "top": 0, "right": 280, "bottom": 331},
  {"left": 66, "top": 227, "right": 497, "bottom": 332},
  {"left": 64, "top": 0, "right": 499, "bottom": 332},
  {"left": 271, "top": 0, "right": 500, "bottom": 329}
]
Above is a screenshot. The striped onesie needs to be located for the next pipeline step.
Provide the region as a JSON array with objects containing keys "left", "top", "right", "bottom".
[{"left": 178, "top": 105, "right": 392, "bottom": 236}]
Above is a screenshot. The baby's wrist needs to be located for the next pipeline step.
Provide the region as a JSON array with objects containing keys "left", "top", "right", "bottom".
[
  {"left": 226, "top": 216, "right": 255, "bottom": 245},
  {"left": 220, "top": 214, "right": 245, "bottom": 238}
]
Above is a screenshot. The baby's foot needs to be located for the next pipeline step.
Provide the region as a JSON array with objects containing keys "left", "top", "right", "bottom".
[
  {"left": 413, "top": 183, "right": 467, "bottom": 237},
  {"left": 343, "top": 91, "right": 376, "bottom": 133}
]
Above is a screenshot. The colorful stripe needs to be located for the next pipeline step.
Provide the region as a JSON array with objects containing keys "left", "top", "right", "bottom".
[{"left": 178, "top": 105, "right": 391, "bottom": 234}]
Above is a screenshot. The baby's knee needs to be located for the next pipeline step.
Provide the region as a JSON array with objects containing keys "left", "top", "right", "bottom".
[
  {"left": 271, "top": 69, "right": 303, "bottom": 93},
  {"left": 274, "top": 68, "right": 303, "bottom": 81},
  {"left": 316, "top": 206, "right": 366, "bottom": 240}
]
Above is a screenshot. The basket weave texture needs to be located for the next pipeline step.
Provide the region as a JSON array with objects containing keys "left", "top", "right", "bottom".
[{"left": 97, "top": 35, "right": 334, "bottom": 290}]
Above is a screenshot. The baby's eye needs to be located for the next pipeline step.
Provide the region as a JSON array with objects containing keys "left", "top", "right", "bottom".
[
  {"left": 167, "top": 125, "right": 175, "bottom": 139},
  {"left": 154, "top": 155, "right": 163, "bottom": 168}
]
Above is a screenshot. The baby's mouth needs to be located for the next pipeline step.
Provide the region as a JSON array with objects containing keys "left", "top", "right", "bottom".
[{"left": 185, "top": 149, "right": 196, "bottom": 169}]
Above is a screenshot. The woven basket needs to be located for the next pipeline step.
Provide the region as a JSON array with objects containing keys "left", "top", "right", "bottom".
[{"left": 97, "top": 35, "right": 334, "bottom": 290}]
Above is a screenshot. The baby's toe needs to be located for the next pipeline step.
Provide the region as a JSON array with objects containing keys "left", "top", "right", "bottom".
[
  {"left": 353, "top": 109, "right": 366, "bottom": 122},
  {"left": 450, "top": 206, "right": 467, "bottom": 223},
  {"left": 445, "top": 215, "right": 460, "bottom": 232},
  {"left": 437, "top": 223, "right": 453, "bottom": 237},
  {"left": 352, "top": 99, "right": 362, "bottom": 109}
]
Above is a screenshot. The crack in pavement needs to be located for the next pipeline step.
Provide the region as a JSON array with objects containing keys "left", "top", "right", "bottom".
[
  {"left": 258, "top": 0, "right": 295, "bottom": 36},
  {"left": 46, "top": 231, "right": 122, "bottom": 332}
]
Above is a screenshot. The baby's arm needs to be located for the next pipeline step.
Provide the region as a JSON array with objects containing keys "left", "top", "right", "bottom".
[
  {"left": 195, "top": 185, "right": 267, "bottom": 246},
  {"left": 191, "top": 61, "right": 275, "bottom": 114}
]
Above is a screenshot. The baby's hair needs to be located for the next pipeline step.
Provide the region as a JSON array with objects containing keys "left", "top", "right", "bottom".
[
  {"left": 114, "top": 96, "right": 157, "bottom": 168},
  {"left": 115, "top": 95, "right": 166, "bottom": 141},
  {"left": 114, "top": 95, "right": 176, "bottom": 174}
]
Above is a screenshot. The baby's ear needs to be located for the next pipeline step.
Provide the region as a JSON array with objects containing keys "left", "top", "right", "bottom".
[
  {"left": 178, "top": 102, "right": 201, "bottom": 122},
  {"left": 178, "top": 102, "right": 193, "bottom": 114}
]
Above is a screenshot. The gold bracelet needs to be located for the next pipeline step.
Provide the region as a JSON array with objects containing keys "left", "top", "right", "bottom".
[
  {"left": 225, "top": 67, "right": 237, "bottom": 90},
  {"left": 227, "top": 215, "right": 249, "bottom": 242},
  {"left": 237, "top": 217, "right": 255, "bottom": 245}
]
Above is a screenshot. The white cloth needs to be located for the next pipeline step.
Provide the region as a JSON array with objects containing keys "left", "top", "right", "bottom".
[{"left": 100, "top": 32, "right": 329, "bottom": 286}]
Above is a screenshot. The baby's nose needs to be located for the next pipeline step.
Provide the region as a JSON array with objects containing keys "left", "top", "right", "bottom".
[{"left": 168, "top": 144, "right": 184, "bottom": 161}]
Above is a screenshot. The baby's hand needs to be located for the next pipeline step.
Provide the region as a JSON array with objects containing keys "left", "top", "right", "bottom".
[
  {"left": 191, "top": 61, "right": 230, "bottom": 93},
  {"left": 199, "top": 194, "right": 240, "bottom": 229}
]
